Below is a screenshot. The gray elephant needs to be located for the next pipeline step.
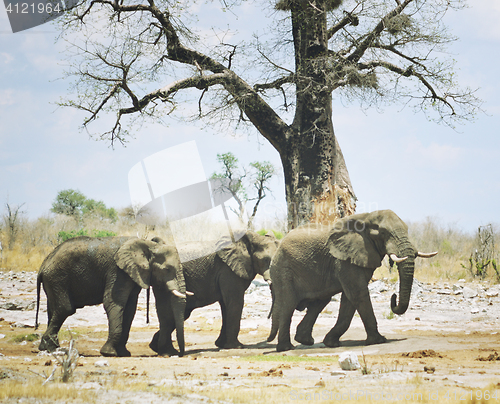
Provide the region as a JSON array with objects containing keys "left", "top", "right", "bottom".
[
  {"left": 267, "top": 210, "right": 437, "bottom": 352},
  {"left": 149, "top": 231, "right": 279, "bottom": 356},
  {"left": 35, "top": 236, "right": 186, "bottom": 357}
]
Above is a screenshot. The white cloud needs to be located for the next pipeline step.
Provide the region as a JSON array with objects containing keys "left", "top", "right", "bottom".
[
  {"left": 405, "top": 138, "right": 464, "bottom": 171},
  {"left": 0, "top": 89, "right": 16, "bottom": 106},
  {"left": 0, "top": 52, "right": 14, "bottom": 64}
]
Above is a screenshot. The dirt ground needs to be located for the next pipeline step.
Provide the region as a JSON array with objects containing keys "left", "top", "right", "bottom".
[{"left": 1, "top": 271, "right": 500, "bottom": 403}]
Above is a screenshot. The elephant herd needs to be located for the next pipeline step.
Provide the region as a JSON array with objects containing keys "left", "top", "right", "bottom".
[{"left": 35, "top": 210, "right": 437, "bottom": 357}]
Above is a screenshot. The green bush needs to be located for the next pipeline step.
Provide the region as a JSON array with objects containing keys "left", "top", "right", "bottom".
[
  {"left": 11, "top": 333, "right": 39, "bottom": 343},
  {"left": 58, "top": 229, "right": 117, "bottom": 242},
  {"left": 257, "top": 229, "right": 284, "bottom": 240}
]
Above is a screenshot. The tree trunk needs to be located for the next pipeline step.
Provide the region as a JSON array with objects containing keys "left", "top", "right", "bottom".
[
  {"left": 283, "top": 0, "right": 356, "bottom": 229},
  {"left": 222, "top": 1, "right": 356, "bottom": 230}
]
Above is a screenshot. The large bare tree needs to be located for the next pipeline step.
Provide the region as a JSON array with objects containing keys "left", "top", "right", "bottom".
[{"left": 59, "top": 0, "right": 480, "bottom": 229}]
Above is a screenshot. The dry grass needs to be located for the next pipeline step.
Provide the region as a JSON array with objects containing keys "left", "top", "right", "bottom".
[
  {"left": 1, "top": 213, "right": 499, "bottom": 284},
  {"left": 0, "top": 380, "right": 97, "bottom": 401}
]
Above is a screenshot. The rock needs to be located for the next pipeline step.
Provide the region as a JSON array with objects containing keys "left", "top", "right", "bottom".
[
  {"left": 95, "top": 360, "right": 110, "bottom": 367},
  {"left": 369, "top": 280, "right": 388, "bottom": 293},
  {"left": 437, "top": 289, "right": 451, "bottom": 295},
  {"left": 486, "top": 289, "right": 499, "bottom": 297},
  {"left": 338, "top": 352, "right": 361, "bottom": 371},
  {"left": 463, "top": 287, "right": 478, "bottom": 299}
]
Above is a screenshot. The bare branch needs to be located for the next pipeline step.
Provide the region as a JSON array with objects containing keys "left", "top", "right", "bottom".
[{"left": 347, "top": 0, "right": 414, "bottom": 63}]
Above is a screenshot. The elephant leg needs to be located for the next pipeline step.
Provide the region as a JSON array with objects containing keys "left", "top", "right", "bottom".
[
  {"left": 39, "top": 294, "right": 75, "bottom": 352},
  {"left": 150, "top": 302, "right": 179, "bottom": 357},
  {"left": 354, "top": 290, "right": 386, "bottom": 345},
  {"left": 295, "top": 298, "right": 330, "bottom": 346},
  {"left": 332, "top": 264, "right": 386, "bottom": 346},
  {"left": 276, "top": 303, "right": 296, "bottom": 352},
  {"left": 216, "top": 295, "right": 244, "bottom": 349},
  {"left": 323, "top": 293, "right": 356, "bottom": 347},
  {"left": 116, "top": 288, "right": 140, "bottom": 356},
  {"left": 101, "top": 303, "right": 126, "bottom": 357},
  {"left": 101, "top": 281, "right": 135, "bottom": 357}
]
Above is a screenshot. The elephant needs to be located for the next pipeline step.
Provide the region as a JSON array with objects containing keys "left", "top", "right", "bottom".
[
  {"left": 267, "top": 210, "right": 437, "bottom": 352},
  {"left": 149, "top": 231, "right": 279, "bottom": 356},
  {"left": 35, "top": 236, "right": 186, "bottom": 357}
]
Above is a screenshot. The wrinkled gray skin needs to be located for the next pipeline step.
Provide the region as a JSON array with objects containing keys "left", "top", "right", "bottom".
[
  {"left": 35, "top": 236, "right": 186, "bottom": 357},
  {"left": 268, "top": 210, "right": 436, "bottom": 352},
  {"left": 149, "top": 231, "right": 279, "bottom": 356}
]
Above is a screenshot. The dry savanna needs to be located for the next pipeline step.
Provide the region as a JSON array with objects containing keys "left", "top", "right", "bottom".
[{"left": 1, "top": 215, "right": 500, "bottom": 403}]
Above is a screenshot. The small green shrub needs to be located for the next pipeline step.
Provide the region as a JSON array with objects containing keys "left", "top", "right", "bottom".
[
  {"left": 11, "top": 333, "right": 40, "bottom": 343},
  {"left": 58, "top": 229, "right": 117, "bottom": 242},
  {"left": 257, "top": 229, "right": 284, "bottom": 240}
]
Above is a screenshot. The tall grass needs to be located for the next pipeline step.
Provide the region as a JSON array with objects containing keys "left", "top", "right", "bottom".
[{"left": 0, "top": 380, "right": 96, "bottom": 401}]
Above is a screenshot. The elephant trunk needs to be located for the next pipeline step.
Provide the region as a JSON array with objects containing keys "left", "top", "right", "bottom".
[{"left": 390, "top": 241, "right": 415, "bottom": 315}]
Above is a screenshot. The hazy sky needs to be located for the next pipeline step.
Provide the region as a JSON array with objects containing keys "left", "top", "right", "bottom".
[{"left": 0, "top": 0, "right": 498, "bottom": 233}]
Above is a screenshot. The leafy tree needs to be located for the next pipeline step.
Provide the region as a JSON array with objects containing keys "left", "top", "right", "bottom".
[
  {"left": 211, "top": 152, "right": 277, "bottom": 228},
  {"left": 51, "top": 189, "right": 86, "bottom": 221},
  {"left": 57, "top": 0, "right": 481, "bottom": 229},
  {"left": 51, "top": 189, "right": 117, "bottom": 223}
]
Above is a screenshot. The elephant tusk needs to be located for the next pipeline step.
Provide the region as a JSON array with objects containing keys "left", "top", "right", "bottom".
[
  {"left": 186, "top": 291, "right": 194, "bottom": 296},
  {"left": 417, "top": 251, "right": 438, "bottom": 258},
  {"left": 171, "top": 290, "right": 186, "bottom": 299},
  {"left": 389, "top": 254, "right": 408, "bottom": 263}
]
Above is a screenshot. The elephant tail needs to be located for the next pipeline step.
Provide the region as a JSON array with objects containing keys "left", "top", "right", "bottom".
[
  {"left": 35, "top": 272, "right": 42, "bottom": 330},
  {"left": 267, "top": 317, "right": 278, "bottom": 342},
  {"left": 146, "top": 287, "right": 150, "bottom": 324},
  {"left": 267, "top": 284, "right": 278, "bottom": 342}
]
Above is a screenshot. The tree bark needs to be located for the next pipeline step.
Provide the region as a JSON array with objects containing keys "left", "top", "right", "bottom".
[{"left": 282, "top": 0, "right": 356, "bottom": 229}]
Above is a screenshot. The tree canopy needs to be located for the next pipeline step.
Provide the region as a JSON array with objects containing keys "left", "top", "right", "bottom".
[
  {"left": 51, "top": 189, "right": 118, "bottom": 223},
  {"left": 211, "top": 152, "right": 277, "bottom": 228},
  {"left": 57, "top": 0, "right": 481, "bottom": 228}
]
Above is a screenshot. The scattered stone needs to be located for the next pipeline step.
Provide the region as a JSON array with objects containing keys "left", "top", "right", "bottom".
[
  {"left": 437, "top": 289, "right": 451, "bottom": 295},
  {"left": 470, "top": 307, "right": 480, "bottom": 314},
  {"left": 402, "top": 350, "right": 443, "bottom": 359},
  {"left": 95, "top": 360, "right": 110, "bottom": 367},
  {"left": 462, "top": 287, "right": 478, "bottom": 299},
  {"left": 369, "top": 280, "right": 388, "bottom": 293},
  {"left": 315, "top": 379, "right": 326, "bottom": 387},
  {"left": 338, "top": 352, "right": 361, "bottom": 371},
  {"left": 486, "top": 289, "right": 499, "bottom": 297},
  {"left": 424, "top": 366, "right": 435, "bottom": 374},
  {"left": 477, "top": 352, "right": 500, "bottom": 361}
]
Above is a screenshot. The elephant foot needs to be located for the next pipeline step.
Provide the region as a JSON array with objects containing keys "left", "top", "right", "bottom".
[
  {"left": 158, "top": 348, "right": 180, "bottom": 357},
  {"left": 322, "top": 334, "right": 341, "bottom": 348},
  {"left": 149, "top": 331, "right": 159, "bottom": 353},
  {"left": 294, "top": 333, "right": 314, "bottom": 346},
  {"left": 276, "top": 341, "right": 294, "bottom": 352},
  {"left": 100, "top": 342, "right": 130, "bottom": 357},
  {"left": 215, "top": 338, "right": 243, "bottom": 349},
  {"left": 39, "top": 335, "right": 59, "bottom": 353},
  {"left": 365, "top": 333, "right": 387, "bottom": 345}
]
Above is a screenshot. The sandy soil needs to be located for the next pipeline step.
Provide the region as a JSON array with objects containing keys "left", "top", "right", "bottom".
[{"left": 1, "top": 270, "right": 500, "bottom": 403}]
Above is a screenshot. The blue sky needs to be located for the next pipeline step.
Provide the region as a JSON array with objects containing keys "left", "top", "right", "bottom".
[{"left": 0, "top": 1, "right": 498, "bottom": 233}]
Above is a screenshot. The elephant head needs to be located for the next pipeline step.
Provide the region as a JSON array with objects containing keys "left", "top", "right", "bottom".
[
  {"left": 327, "top": 210, "right": 437, "bottom": 315},
  {"left": 216, "top": 231, "right": 279, "bottom": 281},
  {"left": 114, "top": 238, "right": 186, "bottom": 354}
]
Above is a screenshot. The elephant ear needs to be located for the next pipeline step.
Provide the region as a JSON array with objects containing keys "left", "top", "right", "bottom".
[
  {"left": 216, "top": 235, "right": 253, "bottom": 279},
  {"left": 327, "top": 216, "right": 383, "bottom": 269},
  {"left": 115, "top": 238, "right": 154, "bottom": 289}
]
